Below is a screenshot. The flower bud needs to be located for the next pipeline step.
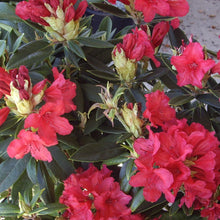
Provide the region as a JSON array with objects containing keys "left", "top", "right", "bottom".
[
  {"left": 121, "top": 103, "right": 143, "bottom": 138},
  {"left": 112, "top": 46, "right": 137, "bottom": 83}
]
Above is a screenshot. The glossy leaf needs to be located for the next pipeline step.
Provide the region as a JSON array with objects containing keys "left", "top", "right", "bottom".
[
  {"left": 67, "top": 40, "right": 86, "bottom": 60},
  {"left": 196, "top": 94, "right": 220, "bottom": 108},
  {"left": 98, "top": 16, "right": 113, "bottom": 40},
  {"left": 46, "top": 146, "right": 75, "bottom": 180},
  {"left": 71, "top": 138, "right": 124, "bottom": 162},
  {"left": 0, "top": 40, "right": 6, "bottom": 57},
  {"left": 0, "top": 155, "right": 30, "bottom": 193},
  {"left": 130, "top": 188, "right": 145, "bottom": 212},
  {"left": 169, "top": 94, "right": 194, "bottom": 106},
  {"left": 92, "top": 3, "right": 128, "bottom": 18},
  {"left": 7, "top": 40, "right": 53, "bottom": 69},
  {"left": 11, "top": 171, "right": 33, "bottom": 204},
  {"left": 0, "top": 204, "right": 20, "bottom": 216},
  {"left": 193, "top": 106, "right": 212, "bottom": 130},
  {"left": 0, "top": 3, "right": 20, "bottom": 21},
  {"left": 26, "top": 157, "right": 38, "bottom": 184},
  {"left": 37, "top": 203, "right": 66, "bottom": 215},
  {"left": 77, "top": 37, "right": 114, "bottom": 48},
  {"left": 37, "top": 162, "right": 55, "bottom": 204},
  {"left": 0, "top": 114, "right": 20, "bottom": 135}
]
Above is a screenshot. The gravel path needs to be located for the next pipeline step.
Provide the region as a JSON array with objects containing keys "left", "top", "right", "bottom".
[{"left": 181, "top": 0, "right": 220, "bottom": 52}]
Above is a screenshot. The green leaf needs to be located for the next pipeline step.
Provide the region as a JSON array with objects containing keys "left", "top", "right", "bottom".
[
  {"left": 0, "top": 114, "right": 20, "bottom": 135},
  {"left": 77, "top": 37, "right": 114, "bottom": 48},
  {"left": 102, "top": 152, "right": 129, "bottom": 166},
  {"left": 130, "top": 188, "right": 145, "bottom": 212},
  {"left": 11, "top": 171, "right": 33, "bottom": 204},
  {"left": 12, "top": 33, "right": 24, "bottom": 53},
  {"left": 0, "top": 136, "right": 13, "bottom": 161},
  {"left": 30, "top": 184, "right": 45, "bottom": 209},
  {"left": 87, "top": 70, "right": 119, "bottom": 81},
  {"left": 0, "top": 3, "right": 20, "bottom": 21},
  {"left": 168, "top": 27, "right": 189, "bottom": 48},
  {"left": 169, "top": 94, "right": 194, "bottom": 106},
  {"left": 0, "top": 40, "right": 6, "bottom": 57},
  {"left": 92, "top": 3, "right": 128, "bottom": 18},
  {"left": 81, "top": 83, "right": 102, "bottom": 102},
  {"left": 0, "top": 204, "right": 20, "bottom": 216},
  {"left": 98, "top": 16, "right": 112, "bottom": 40},
  {"left": 37, "top": 203, "right": 66, "bottom": 215},
  {"left": 46, "top": 146, "right": 75, "bottom": 180},
  {"left": 26, "top": 157, "right": 38, "bottom": 184},
  {"left": 0, "top": 155, "right": 30, "bottom": 193},
  {"left": 67, "top": 40, "right": 86, "bottom": 60},
  {"left": 193, "top": 106, "right": 212, "bottom": 130},
  {"left": 196, "top": 94, "right": 220, "bottom": 108},
  {"left": 182, "top": 204, "right": 194, "bottom": 216},
  {"left": 84, "top": 113, "right": 106, "bottom": 135},
  {"left": 169, "top": 199, "right": 180, "bottom": 216},
  {"left": 37, "top": 162, "right": 56, "bottom": 204},
  {"left": 7, "top": 40, "right": 53, "bottom": 69},
  {"left": 71, "top": 140, "right": 124, "bottom": 162}
]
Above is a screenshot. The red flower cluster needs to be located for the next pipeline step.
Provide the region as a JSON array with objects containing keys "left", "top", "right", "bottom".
[
  {"left": 130, "top": 91, "right": 220, "bottom": 217},
  {"left": 171, "top": 42, "right": 216, "bottom": 88},
  {"left": 134, "top": 0, "right": 189, "bottom": 23},
  {"left": 113, "top": 27, "right": 160, "bottom": 67},
  {"left": 15, "top": 0, "right": 88, "bottom": 41},
  {"left": 143, "top": 90, "right": 176, "bottom": 128},
  {"left": 15, "top": 0, "right": 87, "bottom": 26},
  {"left": 0, "top": 66, "right": 76, "bottom": 162},
  {"left": 60, "top": 164, "right": 142, "bottom": 220}
]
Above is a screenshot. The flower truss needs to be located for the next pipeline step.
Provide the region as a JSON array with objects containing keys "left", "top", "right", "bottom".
[
  {"left": 0, "top": 66, "right": 76, "bottom": 162},
  {"left": 0, "top": 0, "right": 219, "bottom": 219}
]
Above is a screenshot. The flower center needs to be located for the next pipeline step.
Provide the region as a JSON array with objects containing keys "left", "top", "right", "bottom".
[{"left": 188, "top": 62, "right": 198, "bottom": 70}]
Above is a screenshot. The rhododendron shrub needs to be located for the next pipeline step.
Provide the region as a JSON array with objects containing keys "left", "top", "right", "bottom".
[{"left": 0, "top": 0, "right": 219, "bottom": 219}]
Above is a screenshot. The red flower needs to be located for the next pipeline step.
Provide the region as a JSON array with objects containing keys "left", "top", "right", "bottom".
[
  {"left": 179, "top": 179, "right": 213, "bottom": 208},
  {"left": 7, "top": 129, "right": 53, "bottom": 162},
  {"left": 113, "top": 27, "right": 160, "bottom": 67},
  {"left": 94, "top": 178, "right": 132, "bottom": 219},
  {"left": 44, "top": 67, "right": 77, "bottom": 114},
  {"left": 170, "top": 17, "right": 180, "bottom": 30},
  {"left": 211, "top": 61, "right": 220, "bottom": 74},
  {"left": 201, "top": 202, "right": 220, "bottom": 220},
  {"left": 0, "top": 107, "right": 10, "bottom": 126},
  {"left": 60, "top": 164, "right": 137, "bottom": 219},
  {"left": 0, "top": 67, "right": 12, "bottom": 96},
  {"left": 15, "top": 0, "right": 51, "bottom": 26},
  {"left": 129, "top": 155, "right": 175, "bottom": 203},
  {"left": 151, "top": 21, "right": 170, "bottom": 49},
  {"left": 143, "top": 90, "right": 176, "bottom": 128},
  {"left": 134, "top": 0, "right": 169, "bottom": 23},
  {"left": 24, "top": 102, "right": 73, "bottom": 145},
  {"left": 16, "top": 0, "right": 87, "bottom": 26},
  {"left": 167, "top": 0, "right": 189, "bottom": 17},
  {"left": 171, "top": 42, "right": 216, "bottom": 88}
]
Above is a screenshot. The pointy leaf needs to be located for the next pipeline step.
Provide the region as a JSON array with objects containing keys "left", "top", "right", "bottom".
[
  {"left": 7, "top": 40, "right": 53, "bottom": 69},
  {"left": 0, "top": 155, "right": 30, "bottom": 193}
]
